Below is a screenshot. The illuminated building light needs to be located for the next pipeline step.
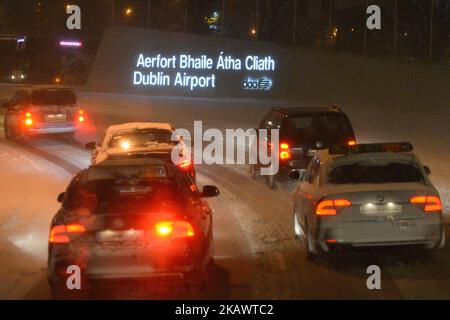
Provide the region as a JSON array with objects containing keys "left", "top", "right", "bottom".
[
  {"left": 124, "top": 7, "right": 133, "bottom": 17},
  {"left": 59, "top": 40, "right": 82, "bottom": 47}
]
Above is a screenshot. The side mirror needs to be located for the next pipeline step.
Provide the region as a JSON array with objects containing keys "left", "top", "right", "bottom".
[
  {"left": 57, "top": 192, "right": 65, "bottom": 203},
  {"left": 288, "top": 170, "right": 300, "bottom": 180},
  {"left": 85, "top": 141, "right": 96, "bottom": 150},
  {"left": 424, "top": 165, "right": 431, "bottom": 175},
  {"left": 201, "top": 185, "right": 220, "bottom": 198},
  {"left": 2, "top": 102, "right": 9, "bottom": 108}
]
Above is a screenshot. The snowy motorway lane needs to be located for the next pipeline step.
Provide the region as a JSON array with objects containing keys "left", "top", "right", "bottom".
[
  {"left": 0, "top": 135, "right": 258, "bottom": 299},
  {"left": 1, "top": 134, "right": 450, "bottom": 299},
  {"left": 1, "top": 94, "right": 450, "bottom": 299}
]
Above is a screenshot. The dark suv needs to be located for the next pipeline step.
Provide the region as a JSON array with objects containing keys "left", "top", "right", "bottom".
[
  {"left": 3, "top": 87, "right": 85, "bottom": 141},
  {"left": 251, "top": 106, "right": 356, "bottom": 188}
]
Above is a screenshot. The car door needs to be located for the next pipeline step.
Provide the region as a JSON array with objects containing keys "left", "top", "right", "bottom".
[
  {"left": 296, "top": 156, "right": 321, "bottom": 230},
  {"left": 181, "top": 172, "right": 212, "bottom": 256}
]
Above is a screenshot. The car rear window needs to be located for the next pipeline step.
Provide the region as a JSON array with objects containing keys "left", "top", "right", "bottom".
[
  {"left": 65, "top": 178, "right": 182, "bottom": 214},
  {"left": 108, "top": 129, "right": 174, "bottom": 148},
  {"left": 283, "top": 114, "right": 354, "bottom": 145},
  {"left": 327, "top": 162, "right": 425, "bottom": 184},
  {"left": 31, "top": 89, "right": 76, "bottom": 105}
]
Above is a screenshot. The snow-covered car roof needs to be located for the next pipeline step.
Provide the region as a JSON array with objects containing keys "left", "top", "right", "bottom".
[
  {"left": 317, "top": 142, "right": 418, "bottom": 167},
  {"left": 106, "top": 122, "right": 174, "bottom": 135},
  {"left": 327, "top": 151, "right": 417, "bottom": 168},
  {"left": 105, "top": 143, "right": 176, "bottom": 157}
]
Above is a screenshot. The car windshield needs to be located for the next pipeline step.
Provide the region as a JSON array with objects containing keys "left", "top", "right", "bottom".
[
  {"left": 31, "top": 89, "right": 76, "bottom": 105},
  {"left": 327, "top": 162, "right": 425, "bottom": 184},
  {"left": 65, "top": 178, "right": 182, "bottom": 214},
  {"left": 108, "top": 129, "right": 174, "bottom": 149},
  {"left": 283, "top": 114, "right": 353, "bottom": 145}
]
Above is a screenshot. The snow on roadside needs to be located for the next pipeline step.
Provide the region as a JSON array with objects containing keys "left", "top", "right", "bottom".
[{"left": 0, "top": 141, "right": 71, "bottom": 299}]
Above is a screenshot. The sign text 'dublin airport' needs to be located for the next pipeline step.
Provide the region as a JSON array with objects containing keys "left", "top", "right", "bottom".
[{"left": 132, "top": 53, "right": 276, "bottom": 91}]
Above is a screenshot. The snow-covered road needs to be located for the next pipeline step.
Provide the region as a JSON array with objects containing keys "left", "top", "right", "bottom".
[{"left": 0, "top": 90, "right": 450, "bottom": 299}]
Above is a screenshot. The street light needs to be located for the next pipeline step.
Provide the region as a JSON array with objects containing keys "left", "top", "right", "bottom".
[
  {"left": 124, "top": 6, "right": 133, "bottom": 17},
  {"left": 250, "top": 27, "right": 257, "bottom": 37}
]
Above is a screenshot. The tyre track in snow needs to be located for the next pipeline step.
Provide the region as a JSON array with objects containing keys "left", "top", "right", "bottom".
[{"left": 199, "top": 164, "right": 406, "bottom": 299}]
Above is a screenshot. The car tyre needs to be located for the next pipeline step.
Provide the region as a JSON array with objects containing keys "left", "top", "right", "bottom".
[
  {"left": 438, "top": 227, "right": 446, "bottom": 249},
  {"left": 185, "top": 260, "right": 213, "bottom": 293},
  {"left": 305, "top": 221, "right": 323, "bottom": 260},
  {"left": 249, "top": 164, "right": 258, "bottom": 180},
  {"left": 4, "top": 120, "right": 12, "bottom": 140},
  {"left": 293, "top": 211, "right": 303, "bottom": 240},
  {"left": 267, "top": 174, "right": 276, "bottom": 190}
]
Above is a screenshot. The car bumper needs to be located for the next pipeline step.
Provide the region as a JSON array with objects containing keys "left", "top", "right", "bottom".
[
  {"left": 317, "top": 215, "right": 443, "bottom": 249},
  {"left": 48, "top": 243, "right": 198, "bottom": 283},
  {"left": 26, "top": 123, "right": 78, "bottom": 135},
  {"left": 273, "top": 160, "right": 310, "bottom": 180}
]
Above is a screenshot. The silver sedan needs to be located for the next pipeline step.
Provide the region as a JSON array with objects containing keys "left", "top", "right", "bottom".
[{"left": 291, "top": 143, "right": 446, "bottom": 258}]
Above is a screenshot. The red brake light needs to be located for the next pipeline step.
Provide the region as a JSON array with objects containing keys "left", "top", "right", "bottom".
[
  {"left": 78, "top": 109, "right": 85, "bottom": 122},
  {"left": 155, "top": 220, "right": 195, "bottom": 238},
  {"left": 410, "top": 195, "right": 442, "bottom": 212},
  {"left": 279, "top": 142, "right": 291, "bottom": 160},
  {"left": 316, "top": 199, "right": 351, "bottom": 216},
  {"left": 49, "top": 224, "right": 85, "bottom": 244},
  {"left": 24, "top": 112, "right": 33, "bottom": 126},
  {"left": 156, "top": 221, "right": 173, "bottom": 237},
  {"left": 178, "top": 159, "right": 192, "bottom": 169}
]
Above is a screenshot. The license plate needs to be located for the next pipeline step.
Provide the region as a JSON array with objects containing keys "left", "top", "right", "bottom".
[
  {"left": 45, "top": 114, "right": 66, "bottom": 122},
  {"left": 96, "top": 230, "right": 144, "bottom": 244},
  {"left": 393, "top": 220, "right": 416, "bottom": 230},
  {"left": 360, "top": 203, "right": 402, "bottom": 215}
]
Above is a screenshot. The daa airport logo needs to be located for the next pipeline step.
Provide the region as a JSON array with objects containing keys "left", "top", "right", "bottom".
[{"left": 243, "top": 77, "right": 273, "bottom": 91}]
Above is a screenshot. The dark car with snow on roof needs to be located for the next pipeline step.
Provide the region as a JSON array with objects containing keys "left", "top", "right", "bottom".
[
  {"left": 85, "top": 122, "right": 195, "bottom": 181},
  {"left": 47, "top": 157, "right": 219, "bottom": 299}
]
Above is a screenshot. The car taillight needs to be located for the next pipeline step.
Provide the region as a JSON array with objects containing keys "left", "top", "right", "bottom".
[
  {"left": 410, "top": 195, "right": 442, "bottom": 213},
  {"left": 155, "top": 220, "right": 195, "bottom": 238},
  {"left": 49, "top": 224, "right": 86, "bottom": 244},
  {"left": 24, "top": 112, "right": 33, "bottom": 126},
  {"left": 347, "top": 139, "right": 357, "bottom": 146},
  {"left": 316, "top": 199, "right": 351, "bottom": 216},
  {"left": 78, "top": 109, "right": 85, "bottom": 122},
  {"left": 178, "top": 159, "right": 192, "bottom": 169},
  {"left": 279, "top": 142, "right": 291, "bottom": 160}
]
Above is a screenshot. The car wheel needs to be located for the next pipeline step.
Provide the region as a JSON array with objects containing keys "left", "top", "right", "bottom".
[
  {"left": 293, "top": 211, "right": 303, "bottom": 240},
  {"left": 3, "top": 120, "right": 12, "bottom": 140},
  {"left": 185, "top": 261, "right": 213, "bottom": 293},
  {"left": 438, "top": 227, "right": 446, "bottom": 249},
  {"left": 249, "top": 164, "right": 258, "bottom": 180},
  {"left": 305, "top": 221, "right": 322, "bottom": 259},
  {"left": 432, "top": 226, "right": 446, "bottom": 249},
  {"left": 267, "top": 174, "right": 276, "bottom": 190}
]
